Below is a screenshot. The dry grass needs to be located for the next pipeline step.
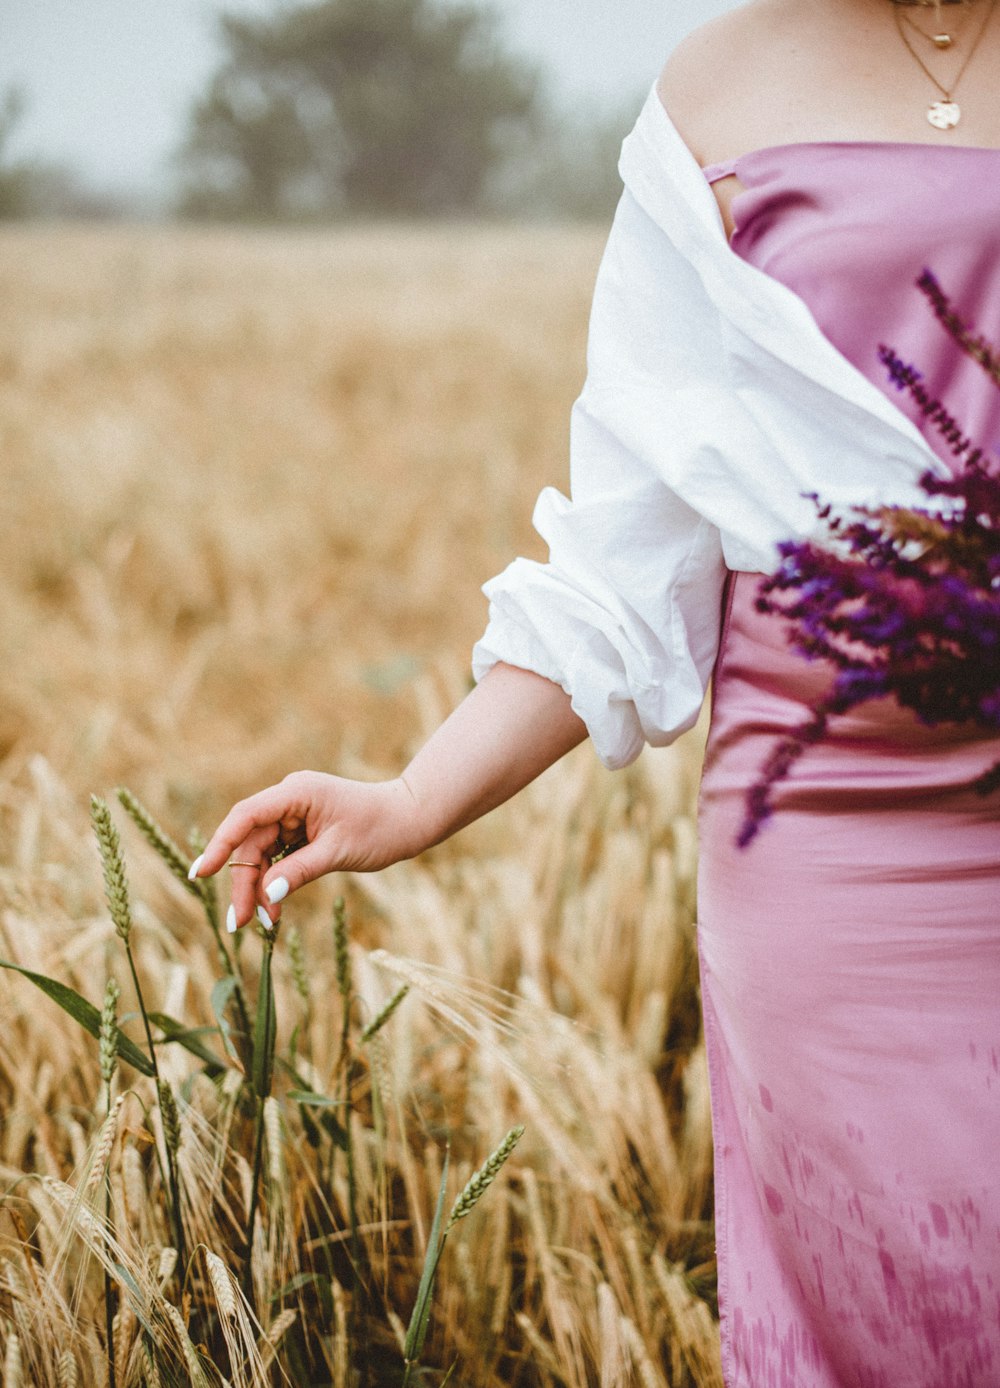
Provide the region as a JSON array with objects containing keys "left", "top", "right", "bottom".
[{"left": 0, "top": 223, "right": 718, "bottom": 1385}]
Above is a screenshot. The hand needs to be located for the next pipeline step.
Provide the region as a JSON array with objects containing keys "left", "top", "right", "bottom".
[
  {"left": 189, "top": 772, "right": 423, "bottom": 932},
  {"left": 188, "top": 664, "right": 586, "bottom": 934}
]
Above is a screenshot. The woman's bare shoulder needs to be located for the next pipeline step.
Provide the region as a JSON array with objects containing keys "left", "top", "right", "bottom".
[{"left": 656, "top": 0, "right": 803, "bottom": 165}]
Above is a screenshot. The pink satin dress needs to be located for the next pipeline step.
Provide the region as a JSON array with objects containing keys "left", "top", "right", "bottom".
[{"left": 697, "top": 143, "right": 1000, "bottom": 1387}]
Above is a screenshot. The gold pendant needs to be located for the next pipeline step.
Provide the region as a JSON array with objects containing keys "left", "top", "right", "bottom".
[
  {"left": 932, "top": 31, "right": 954, "bottom": 45},
  {"left": 927, "top": 99, "right": 961, "bottom": 128}
]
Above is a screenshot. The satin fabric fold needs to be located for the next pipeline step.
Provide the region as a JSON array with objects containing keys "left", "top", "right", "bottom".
[{"left": 699, "top": 142, "right": 1000, "bottom": 1387}]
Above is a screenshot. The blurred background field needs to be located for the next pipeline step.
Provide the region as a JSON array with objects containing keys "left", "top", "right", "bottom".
[
  {"left": 0, "top": 220, "right": 609, "bottom": 805},
  {"left": 0, "top": 221, "right": 718, "bottom": 1384}
]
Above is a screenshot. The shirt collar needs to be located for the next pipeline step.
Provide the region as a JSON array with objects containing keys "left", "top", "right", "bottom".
[{"left": 619, "top": 85, "right": 947, "bottom": 474}]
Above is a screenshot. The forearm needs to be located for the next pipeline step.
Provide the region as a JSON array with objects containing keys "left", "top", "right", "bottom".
[
  {"left": 398, "top": 661, "right": 588, "bottom": 851},
  {"left": 195, "top": 662, "right": 588, "bottom": 929}
]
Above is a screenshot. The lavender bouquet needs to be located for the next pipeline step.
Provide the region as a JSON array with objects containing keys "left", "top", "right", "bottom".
[{"left": 738, "top": 272, "right": 1000, "bottom": 847}]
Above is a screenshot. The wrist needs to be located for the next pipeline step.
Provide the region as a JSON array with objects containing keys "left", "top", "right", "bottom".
[{"left": 386, "top": 773, "right": 436, "bottom": 860}]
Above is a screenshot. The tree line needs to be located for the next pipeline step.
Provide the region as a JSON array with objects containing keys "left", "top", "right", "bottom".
[{"left": 2, "top": 0, "right": 638, "bottom": 222}]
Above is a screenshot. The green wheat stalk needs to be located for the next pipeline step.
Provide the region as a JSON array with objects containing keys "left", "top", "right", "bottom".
[
  {"left": 241, "top": 921, "right": 279, "bottom": 1308},
  {"left": 360, "top": 985, "right": 409, "bottom": 1045},
  {"left": 402, "top": 1126, "right": 524, "bottom": 1384},
  {"left": 116, "top": 787, "right": 253, "bottom": 1050},
  {"left": 99, "top": 977, "right": 120, "bottom": 1388},
  {"left": 445, "top": 1126, "right": 524, "bottom": 1232},
  {"left": 331, "top": 897, "right": 366, "bottom": 1363},
  {"left": 287, "top": 925, "right": 310, "bottom": 1008},
  {"left": 90, "top": 795, "right": 187, "bottom": 1273}
]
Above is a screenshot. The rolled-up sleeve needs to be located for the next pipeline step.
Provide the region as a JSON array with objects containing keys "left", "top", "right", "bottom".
[
  {"left": 471, "top": 185, "right": 729, "bottom": 770},
  {"left": 473, "top": 83, "right": 943, "bottom": 767}
]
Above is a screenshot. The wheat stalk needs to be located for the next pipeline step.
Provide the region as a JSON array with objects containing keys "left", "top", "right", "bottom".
[
  {"left": 331, "top": 1280, "right": 349, "bottom": 1388},
  {"left": 263, "top": 1096, "right": 284, "bottom": 1189},
  {"left": 90, "top": 796, "right": 132, "bottom": 943},
  {"left": 99, "top": 977, "right": 121, "bottom": 1087},
  {"left": 618, "top": 1314, "right": 665, "bottom": 1388},
  {"left": 123, "top": 1145, "right": 146, "bottom": 1226},
  {"left": 259, "top": 1308, "right": 296, "bottom": 1373},
  {"left": 56, "top": 1349, "right": 79, "bottom": 1388},
  {"left": 156, "top": 1247, "right": 177, "bottom": 1286},
  {"left": 141, "top": 1336, "right": 163, "bottom": 1388},
  {"left": 163, "top": 1301, "right": 208, "bottom": 1386},
  {"left": 597, "top": 1282, "right": 626, "bottom": 1388},
  {"left": 3, "top": 1326, "right": 22, "bottom": 1388},
  {"left": 113, "top": 1302, "right": 136, "bottom": 1387},
  {"left": 287, "top": 925, "right": 310, "bottom": 1005},
  {"left": 446, "top": 1126, "right": 523, "bottom": 1232},
  {"left": 205, "top": 1250, "right": 238, "bottom": 1320},
  {"left": 651, "top": 1258, "right": 724, "bottom": 1388},
  {"left": 513, "top": 1313, "right": 566, "bottom": 1378},
  {"left": 115, "top": 790, "right": 239, "bottom": 1001},
  {"left": 116, "top": 787, "right": 199, "bottom": 893},
  {"left": 41, "top": 1176, "right": 107, "bottom": 1245},
  {"left": 85, "top": 1094, "right": 126, "bottom": 1192},
  {"left": 360, "top": 984, "right": 409, "bottom": 1044},
  {"left": 333, "top": 898, "right": 352, "bottom": 1005},
  {"left": 157, "top": 1081, "right": 181, "bottom": 1160}
]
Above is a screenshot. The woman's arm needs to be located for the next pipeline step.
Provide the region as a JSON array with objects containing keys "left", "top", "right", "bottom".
[{"left": 191, "top": 662, "right": 587, "bottom": 930}]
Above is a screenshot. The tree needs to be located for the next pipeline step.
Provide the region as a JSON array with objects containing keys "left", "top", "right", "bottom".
[
  {"left": 0, "top": 88, "right": 35, "bottom": 217},
  {"left": 176, "top": 0, "right": 543, "bottom": 219},
  {"left": 0, "top": 85, "right": 124, "bottom": 220}
]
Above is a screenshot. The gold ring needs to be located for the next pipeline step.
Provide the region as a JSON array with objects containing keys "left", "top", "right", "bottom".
[{"left": 228, "top": 860, "right": 260, "bottom": 869}]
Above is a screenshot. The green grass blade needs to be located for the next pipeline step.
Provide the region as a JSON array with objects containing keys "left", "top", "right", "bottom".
[
  {"left": 251, "top": 941, "right": 276, "bottom": 1099},
  {"left": 0, "top": 961, "right": 155, "bottom": 1077},
  {"left": 285, "top": 1089, "right": 345, "bottom": 1109},
  {"left": 403, "top": 1148, "right": 450, "bottom": 1364},
  {"left": 286, "top": 1087, "right": 350, "bottom": 1146},
  {"left": 210, "top": 976, "right": 243, "bottom": 1067},
  {"left": 275, "top": 1055, "right": 317, "bottom": 1089},
  {"left": 110, "top": 1261, "right": 155, "bottom": 1336},
  {"left": 146, "top": 1012, "right": 228, "bottom": 1073}
]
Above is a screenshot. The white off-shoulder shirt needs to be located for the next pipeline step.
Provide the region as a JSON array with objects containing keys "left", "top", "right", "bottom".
[{"left": 471, "top": 86, "right": 947, "bottom": 771}]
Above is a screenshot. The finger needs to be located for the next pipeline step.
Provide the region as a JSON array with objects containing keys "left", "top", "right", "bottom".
[
  {"left": 260, "top": 836, "right": 337, "bottom": 909},
  {"left": 226, "top": 824, "right": 280, "bottom": 931},
  {"left": 192, "top": 785, "right": 305, "bottom": 880}
]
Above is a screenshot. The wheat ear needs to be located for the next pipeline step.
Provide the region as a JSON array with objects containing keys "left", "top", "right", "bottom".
[{"left": 446, "top": 1126, "right": 524, "bottom": 1231}]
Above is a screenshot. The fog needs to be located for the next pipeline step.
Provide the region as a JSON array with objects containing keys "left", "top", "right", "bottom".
[{"left": 0, "top": 0, "right": 740, "bottom": 204}]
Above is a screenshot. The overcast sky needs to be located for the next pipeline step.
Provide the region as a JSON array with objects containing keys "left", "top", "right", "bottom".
[{"left": 0, "top": 0, "right": 739, "bottom": 202}]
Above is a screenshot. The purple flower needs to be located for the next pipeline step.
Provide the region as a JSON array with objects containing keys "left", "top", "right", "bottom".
[{"left": 738, "top": 277, "right": 1000, "bottom": 846}]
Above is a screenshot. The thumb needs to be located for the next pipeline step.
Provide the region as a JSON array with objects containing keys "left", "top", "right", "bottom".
[{"left": 259, "top": 837, "right": 336, "bottom": 910}]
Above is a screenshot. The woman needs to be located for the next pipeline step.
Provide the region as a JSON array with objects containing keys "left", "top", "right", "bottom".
[{"left": 191, "top": 0, "right": 1000, "bottom": 1381}]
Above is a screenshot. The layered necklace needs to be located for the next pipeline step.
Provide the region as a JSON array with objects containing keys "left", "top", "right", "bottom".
[{"left": 889, "top": 0, "right": 999, "bottom": 128}]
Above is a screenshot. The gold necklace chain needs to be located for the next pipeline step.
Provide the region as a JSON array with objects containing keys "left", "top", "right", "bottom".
[
  {"left": 899, "top": 1, "right": 975, "bottom": 48},
  {"left": 892, "top": 0, "right": 998, "bottom": 126}
]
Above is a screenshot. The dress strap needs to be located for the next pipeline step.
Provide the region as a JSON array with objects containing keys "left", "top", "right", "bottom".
[{"left": 702, "top": 158, "right": 739, "bottom": 185}]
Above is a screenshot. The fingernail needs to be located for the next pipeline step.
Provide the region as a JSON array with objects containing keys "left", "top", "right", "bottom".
[
  {"left": 256, "top": 905, "right": 274, "bottom": 932},
  {"left": 188, "top": 854, "right": 205, "bottom": 881},
  {"left": 226, "top": 904, "right": 238, "bottom": 934},
  {"left": 265, "top": 876, "right": 289, "bottom": 904}
]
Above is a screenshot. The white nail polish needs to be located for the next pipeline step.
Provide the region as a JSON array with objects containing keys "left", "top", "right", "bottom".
[
  {"left": 266, "top": 876, "right": 289, "bottom": 904},
  {"left": 226, "top": 904, "right": 238, "bottom": 934},
  {"left": 188, "top": 854, "right": 205, "bottom": 881},
  {"left": 256, "top": 906, "right": 274, "bottom": 931}
]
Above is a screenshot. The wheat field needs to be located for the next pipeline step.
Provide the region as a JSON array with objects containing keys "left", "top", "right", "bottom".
[{"left": 0, "top": 223, "right": 719, "bottom": 1386}]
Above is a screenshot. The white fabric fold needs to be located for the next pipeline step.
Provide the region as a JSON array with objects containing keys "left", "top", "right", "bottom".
[{"left": 472, "top": 85, "right": 946, "bottom": 770}]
